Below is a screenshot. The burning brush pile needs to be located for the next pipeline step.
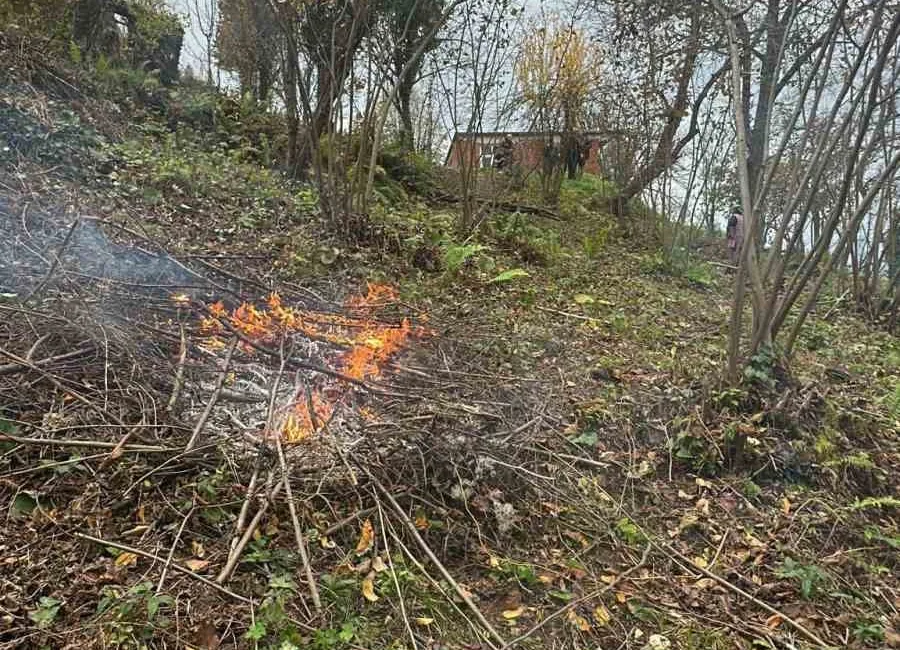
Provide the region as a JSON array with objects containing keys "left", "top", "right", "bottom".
[
  {"left": 0, "top": 197, "right": 554, "bottom": 647},
  {"left": 0, "top": 198, "right": 429, "bottom": 460}
]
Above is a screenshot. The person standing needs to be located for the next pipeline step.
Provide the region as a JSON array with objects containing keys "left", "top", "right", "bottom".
[
  {"left": 493, "top": 134, "right": 514, "bottom": 171},
  {"left": 726, "top": 207, "right": 744, "bottom": 265}
]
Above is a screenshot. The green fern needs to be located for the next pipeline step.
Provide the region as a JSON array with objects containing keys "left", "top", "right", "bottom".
[{"left": 442, "top": 243, "right": 487, "bottom": 273}]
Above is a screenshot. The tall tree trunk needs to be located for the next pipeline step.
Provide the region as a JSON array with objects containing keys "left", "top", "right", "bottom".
[
  {"left": 395, "top": 73, "right": 416, "bottom": 151},
  {"left": 605, "top": 6, "right": 702, "bottom": 229}
]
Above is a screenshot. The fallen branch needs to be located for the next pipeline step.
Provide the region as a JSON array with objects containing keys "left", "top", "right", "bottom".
[
  {"left": 217, "top": 473, "right": 283, "bottom": 584},
  {"left": 276, "top": 439, "right": 322, "bottom": 612},
  {"left": 165, "top": 324, "right": 187, "bottom": 413},
  {"left": 0, "top": 432, "right": 171, "bottom": 452},
  {"left": 21, "top": 216, "right": 80, "bottom": 304},
  {"left": 659, "top": 541, "right": 836, "bottom": 649},
  {"left": 369, "top": 472, "right": 507, "bottom": 649},
  {"left": 74, "top": 532, "right": 253, "bottom": 605},
  {"left": 534, "top": 305, "right": 599, "bottom": 322},
  {"left": 185, "top": 337, "right": 238, "bottom": 452},
  {"left": 156, "top": 506, "right": 195, "bottom": 595}
]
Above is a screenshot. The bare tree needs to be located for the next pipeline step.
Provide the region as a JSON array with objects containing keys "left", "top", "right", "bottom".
[{"left": 713, "top": 0, "right": 900, "bottom": 380}]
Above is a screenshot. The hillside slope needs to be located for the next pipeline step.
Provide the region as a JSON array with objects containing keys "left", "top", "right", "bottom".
[{"left": 2, "top": 37, "right": 899, "bottom": 650}]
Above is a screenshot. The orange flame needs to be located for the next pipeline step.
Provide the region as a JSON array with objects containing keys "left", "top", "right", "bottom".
[{"left": 194, "top": 284, "right": 423, "bottom": 442}]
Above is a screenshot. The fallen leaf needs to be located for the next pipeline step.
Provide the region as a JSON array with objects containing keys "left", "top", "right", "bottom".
[
  {"left": 114, "top": 552, "right": 138, "bottom": 567},
  {"left": 695, "top": 498, "right": 710, "bottom": 516},
  {"left": 766, "top": 614, "right": 783, "bottom": 629},
  {"left": 502, "top": 607, "right": 525, "bottom": 619},
  {"left": 361, "top": 574, "right": 378, "bottom": 602},
  {"left": 320, "top": 535, "right": 336, "bottom": 549},
  {"left": 414, "top": 514, "right": 430, "bottom": 530},
  {"left": 415, "top": 617, "right": 434, "bottom": 626},
  {"left": 644, "top": 633, "right": 671, "bottom": 650},
  {"left": 615, "top": 591, "right": 627, "bottom": 604},
  {"left": 538, "top": 574, "right": 555, "bottom": 585},
  {"left": 192, "top": 540, "right": 206, "bottom": 558},
  {"left": 692, "top": 556, "right": 708, "bottom": 569},
  {"left": 594, "top": 604, "right": 611, "bottom": 626},
  {"left": 781, "top": 497, "right": 791, "bottom": 515},
  {"left": 372, "top": 556, "right": 387, "bottom": 573},
  {"left": 185, "top": 559, "right": 209, "bottom": 572},
  {"left": 566, "top": 610, "right": 591, "bottom": 631},
  {"left": 885, "top": 628, "right": 900, "bottom": 647},
  {"left": 600, "top": 574, "right": 617, "bottom": 585},
  {"left": 355, "top": 519, "right": 374, "bottom": 554},
  {"left": 192, "top": 621, "right": 220, "bottom": 649}
]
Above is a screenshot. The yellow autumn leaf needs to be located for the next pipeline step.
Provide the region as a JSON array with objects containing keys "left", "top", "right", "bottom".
[
  {"left": 692, "top": 556, "right": 709, "bottom": 569},
  {"left": 594, "top": 604, "right": 611, "bottom": 626},
  {"left": 501, "top": 606, "right": 525, "bottom": 619},
  {"left": 415, "top": 617, "right": 434, "bottom": 626},
  {"left": 191, "top": 540, "right": 205, "bottom": 558},
  {"left": 114, "top": 552, "right": 138, "bottom": 567},
  {"left": 361, "top": 574, "right": 378, "bottom": 602},
  {"left": 355, "top": 519, "right": 374, "bottom": 555},
  {"left": 566, "top": 610, "right": 591, "bottom": 631},
  {"left": 615, "top": 591, "right": 627, "bottom": 604},
  {"left": 185, "top": 559, "right": 209, "bottom": 572}
]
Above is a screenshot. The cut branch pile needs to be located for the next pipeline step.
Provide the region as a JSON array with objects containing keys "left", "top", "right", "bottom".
[{"left": 0, "top": 197, "right": 562, "bottom": 647}]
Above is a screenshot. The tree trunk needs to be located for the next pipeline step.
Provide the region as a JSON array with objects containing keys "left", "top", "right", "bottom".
[
  {"left": 605, "top": 6, "right": 702, "bottom": 228},
  {"left": 395, "top": 71, "right": 416, "bottom": 151}
]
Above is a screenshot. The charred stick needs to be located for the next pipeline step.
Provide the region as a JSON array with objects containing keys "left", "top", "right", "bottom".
[
  {"left": 219, "top": 389, "right": 268, "bottom": 404},
  {"left": 208, "top": 313, "right": 402, "bottom": 395},
  {"left": 184, "top": 337, "right": 238, "bottom": 452},
  {"left": 80, "top": 215, "right": 238, "bottom": 299}
]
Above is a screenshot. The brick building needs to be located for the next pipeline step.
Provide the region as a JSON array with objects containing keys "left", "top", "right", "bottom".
[{"left": 444, "top": 131, "right": 606, "bottom": 175}]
